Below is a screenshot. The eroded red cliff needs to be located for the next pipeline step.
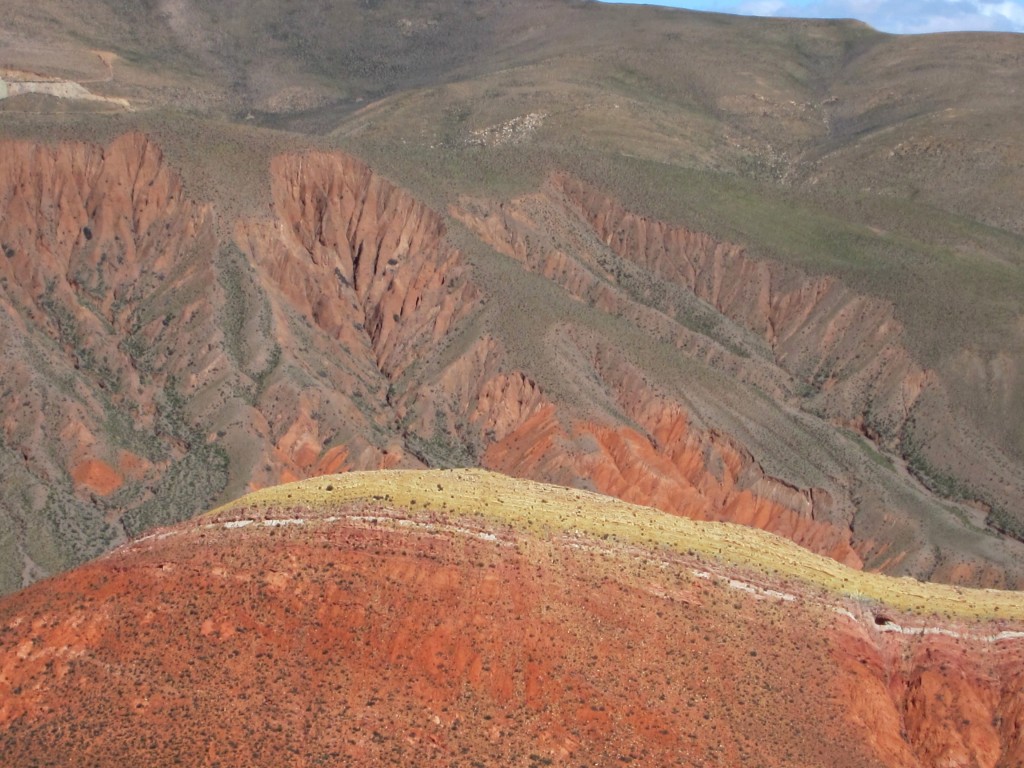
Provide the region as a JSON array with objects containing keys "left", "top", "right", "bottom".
[
  {"left": 833, "top": 613, "right": 1024, "bottom": 768},
  {"left": 236, "top": 151, "right": 479, "bottom": 379},
  {"left": 2, "top": 133, "right": 1022, "bottom": 596},
  {"left": 449, "top": 174, "right": 1024, "bottom": 587}
]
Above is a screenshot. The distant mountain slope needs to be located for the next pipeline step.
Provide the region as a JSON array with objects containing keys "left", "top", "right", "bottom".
[
  {"left": 1, "top": 470, "right": 1023, "bottom": 767},
  {"left": 1, "top": 0, "right": 1023, "bottom": 592},
  {"left": 1, "top": 131, "right": 1022, "bottom": 595}
]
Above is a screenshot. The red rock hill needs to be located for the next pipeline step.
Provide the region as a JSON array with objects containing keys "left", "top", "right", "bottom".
[{"left": 1, "top": 470, "right": 1022, "bottom": 767}]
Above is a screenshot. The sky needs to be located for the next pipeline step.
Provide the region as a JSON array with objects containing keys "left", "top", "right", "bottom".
[{"left": 600, "top": 0, "right": 1024, "bottom": 34}]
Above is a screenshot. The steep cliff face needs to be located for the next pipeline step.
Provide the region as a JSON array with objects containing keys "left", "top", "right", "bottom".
[
  {"left": 231, "top": 150, "right": 483, "bottom": 489},
  {"left": 834, "top": 614, "right": 1024, "bottom": 768},
  {"left": 0, "top": 132, "right": 216, "bottom": 439}
]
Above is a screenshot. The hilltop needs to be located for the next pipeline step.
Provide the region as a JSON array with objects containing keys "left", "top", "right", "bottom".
[
  {"left": 2, "top": 469, "right": 1023, "bottom": 767},
  {"left": 208, "top": 470, "right": 1024, "bottom": 620}
]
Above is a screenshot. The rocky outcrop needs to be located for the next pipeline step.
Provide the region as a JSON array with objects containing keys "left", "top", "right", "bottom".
[
  {"left": 237, "top": 151, "right": 479, "bottom": 379},
  {"left": 479, "top": 354, "right": 862, "bottom": 567},
  {"left": 592, "top": 352, "right": 862, "bottom": 567},
  {"left": 450, "top": 189, "right": 865, "bottom": 565},
  {"left": 451, "top": 174, "right": 1024, "bottom": 585},
  {"left": 834, "top": 611, "right": 1024, "bottom": 767},
  {"left": 231, "top": 150, "right": 486, "bottom": 491},
  {"left": 0, "top": 133, "right": 215, "bottom": 398},
  {"left": 451, "top": 192, "right": 792, "bottom": 398}
]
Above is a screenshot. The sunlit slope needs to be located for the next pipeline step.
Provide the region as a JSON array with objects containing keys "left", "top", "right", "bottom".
[
  {"left": 4, "top": 466, "right": 1024, "bottom": 767},
  {"left": 210, "top": 469, "right": 1024, "bottom": 621}
]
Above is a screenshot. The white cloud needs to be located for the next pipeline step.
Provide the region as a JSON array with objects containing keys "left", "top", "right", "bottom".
[
  {"left": 603, "top": 0, "right": 1024, "bottom": 33},
  {"left": 764, "top": 0, "right": 1024, "bottom": 33},
  {"left": 737, "top": 1, "right": 787, "bottom": 13},
  {"left": 979, "top": 1, "right": 1024, "bottom": 25}
]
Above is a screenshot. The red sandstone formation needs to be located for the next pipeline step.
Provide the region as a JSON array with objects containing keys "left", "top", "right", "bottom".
[
  {"left": 389, "top": 329, "right": 859, "bottom": 565},
  {"left": 551, "top": 173, "right": 926, "bottom": 437},
  {"left": 1, "top": 490, "right": 1021, "bottom": 767},
  {"left": 833, "top": 616, "right": 1024, "bottom": 768},
  {"left": 548, "top": 174, "right": 1023, "bottom": 524},
  {"left": 0, "top": 132, "right": 1021, "bottom": 596},
  {"left": 236, "top": 151, "right": 479, "bottom": 379}
]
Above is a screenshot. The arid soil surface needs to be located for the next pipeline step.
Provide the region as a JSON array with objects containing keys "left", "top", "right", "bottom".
[{"left": 1, "top": 470, "right": 1023, "bottom": 767}]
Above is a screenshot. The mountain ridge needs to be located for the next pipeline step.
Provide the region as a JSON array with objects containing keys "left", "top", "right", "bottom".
[{"left": 205, "top": 469, "right": 1024, "bottom": 619}]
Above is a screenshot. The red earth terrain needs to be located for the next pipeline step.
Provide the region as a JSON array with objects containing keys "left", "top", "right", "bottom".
[
  {"left": 1, "top": 470, "right": 1023, "bottom": 767},
  {"left": 0, "top": 132, "right": 1022, "bottom": 596}
]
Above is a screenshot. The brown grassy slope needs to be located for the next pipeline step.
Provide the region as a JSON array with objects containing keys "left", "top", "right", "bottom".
[
  {"left": 326, "top": 3, "right": 1024, "bottom": 470},
  {"left": 1, "top": 470, "right": 1023, "bottom": 768},
  {"left": 327, "top": 9, "right": 1024, "bottom": 541},
  {"left": 209, "top": 470, "right": 1024, "bottom": 619}
]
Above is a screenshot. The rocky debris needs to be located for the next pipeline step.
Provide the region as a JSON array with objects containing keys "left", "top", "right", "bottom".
[
  {"left": 0, "top": 69, "right": 130, "bottom": 110},
  {"left": 466, "top": 112, "right": 547, "bottom": 147}
]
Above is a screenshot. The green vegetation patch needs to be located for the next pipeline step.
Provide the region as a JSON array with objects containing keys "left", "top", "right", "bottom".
[
  {"left": 123, "top": 446, "right": 230, "bottom": 537},
  {"left": 208, "top": 468, "right": 1024, "bottom": 621}
]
